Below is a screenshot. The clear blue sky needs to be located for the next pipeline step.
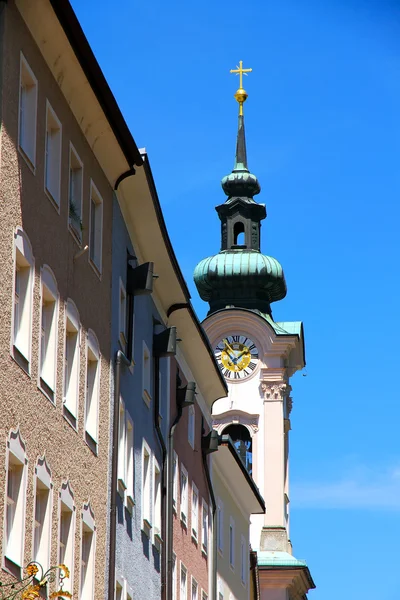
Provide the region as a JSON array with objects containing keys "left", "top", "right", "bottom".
[{"left": 71, "top": 1, "right": 400, "bottom": 597}]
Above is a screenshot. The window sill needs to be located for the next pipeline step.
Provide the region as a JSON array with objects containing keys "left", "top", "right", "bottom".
[
  {"left": 180, "top": 512, "right": 187, "bottom": 529},
  {"left": 142, "top": 389, "right": 152, "bottom": 407},
  {"left": 89, "top": 258, "right": 102, "bottom": 280},
  {"left": 117, "top": 478, "right": 127, "bottom": 498},
  {"left": 191, "top": 532, "right": 198, "bottom": 546},
  {"left": 38, "top": 377, "right": 55, "bottom": 404},
  {"left": 18, "top": 144, "right": 36, "bottom": 175},
  {"left": 85, "top": 431, "right": 98, "bottom": 455},
  {"left": 4, "top": 556, "right": 22, "bottom": 579},
  {"left": 126, "top": 495, "right": 135, "bottom": 513},
  {"left": 68, "top": 222, "right": 83, "bottom": 247},
  {"left": 201, "top": 545, "right": 208, "bottom": 558},
  {"left": 11, "top": 345, "right": 30, "bottom": 376},
  {"left": 63, "top": 405, "right": 78, "bottom": 431},
  {"left": 45, "top": 186, "right": 61, "bottom": 214},
  {"left": 142, "top": 519, "right": 152, "bottom": 538}
]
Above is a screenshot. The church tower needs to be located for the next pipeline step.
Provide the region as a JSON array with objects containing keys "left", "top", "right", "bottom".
[{"left": 194, "top": 63, "right": 315, "bottom": 599}]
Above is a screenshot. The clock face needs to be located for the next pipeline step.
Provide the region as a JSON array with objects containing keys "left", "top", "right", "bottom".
[{"left": 214, "top": 335, "right": 259, "bottom": 380}]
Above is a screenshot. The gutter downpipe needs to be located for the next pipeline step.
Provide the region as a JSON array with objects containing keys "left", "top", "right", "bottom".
[
  {"left": 108, "top": 350, "right": 130, "bottom": 600},
  {"left": 154, "top": 355, "right": 167, "bottom": 600},
  {"left": 166, "top": 392, "right": 183, "bottom": 600},
  {"left": 201, "top": 421, "right": 219, "bottom": 600}
]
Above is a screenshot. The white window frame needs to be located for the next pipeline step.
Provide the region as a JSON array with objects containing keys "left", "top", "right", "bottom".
[
  {"left": 180, "top": 464, "right": 188, "bottom": 525},
  {"left": 18, "top": 53, "right": 37, "bottom": 169},
  {"left": 217, "top": 498, "right": 224, "bottom": 554},
  {"left": 85, "top": 329, "right": 100, "bottom": 448},
  {"left": 202, "top": 499, "right": 209, "bottom": 555},
  {"left": 80, "top": 502, "right": 96, "bottom": 600},
  {"left": 125, "top": 413, "right": 134, "bottom": 509},
  {"left": 172, "top": 553, "right": 177, "bottom": 600},
  {"left": 11, "top": 228, "right": 34, "bottom": 372},
  {"left": 39, "top": 265, "right": 59, "bottom": 401},
  {"left": 172, "top": 451, "right": 178, "bottom": 511},
  {"left": 118, "top": 278, "right": 127, "bottom": 352},
  {"left": 63, "top": 299, "right": 80, "bottom": 425},
  {"left": 188, "top": 404, "right": 195, "bottom": 448},
  {"left": 89, "top": 180, "right": 103, "bottom": 275},
  {"left": 58, "top": 480, "right": 75, "bottom": 595},
  {"left": 142, "top": 440, "right": 151, "bottom": 534},
  {"left": 191, "top": 482, "right": 198, "bottom": 541},
  {"left": 240, "top": 534, "right": 247, "bottom": 586},
  {"left": 180, "top": 562, "right": 187, "bottom": 600},
  {"left": 153, "top": 458, "right": 161, "bottom": 542},
  {"left": 3, "top": 428, "right": 28, "bottom": 570},
  {"left": 44, "top": 100, "right": 62, "bottom": 208},
  {"left": 191, "top": 577, "right": 198, "bottom": 600},
  {"left": 32, "top": 457, "right": 52, "bottom": 571},
  {"left": 117, "top": 397, "right": 126, "bottom": 494},
  {"left": 68, "top": 143, "right": 83, "bottom": 241},
  {"left": 142, "top": 341, "right": 151, "bottom": 405},
  {"left": 201, "top": 592, "right": 208, "bottom": 600},
  {"left": 229, "top": 517, "right": 235, "bottom": 569}
]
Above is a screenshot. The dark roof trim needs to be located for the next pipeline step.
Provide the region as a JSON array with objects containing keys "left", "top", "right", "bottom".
[
  {"left": 220, "top": 434, "right": 265, "bottom": 512},
  {"left": 167, "top": 304, "right": 228, "bottom": 397},
  {"left": 49, "top": 0, "right": 143, "bottom": 168}
]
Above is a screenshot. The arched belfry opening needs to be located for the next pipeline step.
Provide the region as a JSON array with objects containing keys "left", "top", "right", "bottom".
[
  {"left": 223, "top": 424, "right": 252, "bottom": 475},
  {"left": 233, "top": 221, "right": 245, "bottom": 246}
]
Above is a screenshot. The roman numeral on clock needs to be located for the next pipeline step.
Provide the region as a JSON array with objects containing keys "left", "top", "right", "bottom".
[
  {"left": 223, "top": 369, "right": 231, "bottom": 378},
  {"left": 248, "top": 362, "right": 256, "bottom": 371},
  {"left": 232, "top": 335, "right": 240, "bottom": 342}
]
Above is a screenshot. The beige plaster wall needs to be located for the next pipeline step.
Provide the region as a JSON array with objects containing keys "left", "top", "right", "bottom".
[{"left": 0, "top": 2, "right": 114, "bottom": 597}]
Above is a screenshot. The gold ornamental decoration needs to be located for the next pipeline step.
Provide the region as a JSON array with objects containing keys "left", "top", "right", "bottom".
[{"left": 0, "top": 563, "right": 71, "bottom": 599}]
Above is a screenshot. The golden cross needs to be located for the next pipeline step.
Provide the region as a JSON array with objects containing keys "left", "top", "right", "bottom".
[{"left": 230, "top": 60, "right": 252, "bottom": 89}]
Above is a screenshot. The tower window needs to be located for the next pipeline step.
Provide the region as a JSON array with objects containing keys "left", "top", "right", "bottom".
[
  {"left": 233, "top": 221, "right": 245, "bottom": 246},
  {"left": 223, "top": 424, "right": 252, "bottom": 476}
]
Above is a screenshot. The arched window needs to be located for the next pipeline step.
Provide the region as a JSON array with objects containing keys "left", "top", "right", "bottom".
[
  {"left": 33, "top": 456, "right": 52, "bottom": 570},
  {"left": 12, "top": 228, "right": 34, "bottom": 372},
  {"left": 40, "top": 265, "right": 59, "bottom": 401},
  {"left": 4, "top": 428, "right": 28, "bottom": 570},
  {"left": 233, "top": 222, "right": 245, "bottom": 246},
  {"left": 223, "top": 424, "right": 252, "bottom": 475}
]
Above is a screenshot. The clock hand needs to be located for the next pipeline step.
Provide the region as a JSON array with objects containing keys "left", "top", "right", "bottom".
[
  {"left": 236, "top": 348, "right": 249, "bottom": 360},
  {"left": 223, "top": 338, "right": 236, "bottom": 356}
]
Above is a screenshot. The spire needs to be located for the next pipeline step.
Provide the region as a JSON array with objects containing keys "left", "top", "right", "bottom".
[{"left": 222, "top": 61, "right": 261, "bottom": 199}]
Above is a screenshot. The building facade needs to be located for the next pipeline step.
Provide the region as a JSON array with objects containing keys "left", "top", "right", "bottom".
[{"left": 194, "top": 66, "right": 316, "bottom": 599}]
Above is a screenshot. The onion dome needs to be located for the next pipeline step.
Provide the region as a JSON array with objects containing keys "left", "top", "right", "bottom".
[{"left": 193, "top": 61, "right": 287, "bottom": 317}]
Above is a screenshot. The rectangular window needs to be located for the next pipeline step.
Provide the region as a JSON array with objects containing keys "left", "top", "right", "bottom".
[
  {"left": 58, "top": 491, "right": 75, "bottom": 596},
  {"left": 33, "top": 476, "right": 52, "bottom": 570},
  {"left": 12, "top": 230, "right": 34, "bottom": 371},
  {"left": 201, "top": 593, "right": 208, "bottom": 600},
  {"left": 180, "top": 465, "right": 188, "bottom": 525},
  {"left": 89, "top": 181, "right": 103, "bottom": 274},
  {"left": 69, "top": 144, "right": 83, "bottom": 240},
  {"left": 229, "top": 518, "right": 235, "bottom": 568},
  {"left": 180, "top": 563, "right": 187, "bottom": 600},
  {"left": 119, "top": 279, "right": 127, "bottom": 351},
  {"left": 80, "top": 511, "right": 96, "bottom": 600},
  {"left": 173, "top": 451, "right": 178, "bottom": 510},
  {"left": 241, "top": 535, "right": 247, "bottom": 585},
  {"left": 115, "top": 581, "right": 123, "bottom": 600},
  {"left": 217, "top": 499, "right": 224, "bottom": 553},
  {"left": 142, "top": 341, "right": 151, "bottom": 404},
  {"left": 191, "top": 578, "right": 198, "bottom": 600},
  {"left": 142, "top": 443, "right": 151, "bottom": 532},
  {"left": 117, "top": 399, "right": 126, "bottom": 493},
  {"left": 126, "top": 415, "right": 134, "bottom": 507},
  {"left": 202, "top": 500, "right": 209, "bottom": 554},
  {"left": 5, "top": 442, "right": 27, "bottom": 568},
  {"left": 44, "top": 102, "right": 62, "bottom": 207},
  {"left": 40, "top": 268, "right": 58, "bottom": 401},
  {"left": 191, "top": 483, "right": 198, "bottom": 540},
  {"left": 63, "top": 301, "right": 80, "bottom": 424},
  {"left": 153, "top": 459, "right": 161, "bottom": 539},
  {"left": 19, "top": 54, "right": 37, "bottom": 167},
  {"left": 85, "top": 332, "right": 100, "bottom": 447},
  {"left": 172, "top": 554, "right": 177, "bottom": 600},
  {"left": 188, "top": 404, "right": 195, "bottom": 448}
]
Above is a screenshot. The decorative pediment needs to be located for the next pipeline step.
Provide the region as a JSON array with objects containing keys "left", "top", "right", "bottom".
[{"left": 213, "top": 410, "right": 259, "bottom": 436}]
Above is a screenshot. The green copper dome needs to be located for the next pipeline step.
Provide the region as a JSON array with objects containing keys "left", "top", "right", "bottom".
[
  {"left": 194, "top": 250, "right": 286, "bottom": 315},
  {"left": 193, "top": 86, "right": 287, "bottom": 317}
]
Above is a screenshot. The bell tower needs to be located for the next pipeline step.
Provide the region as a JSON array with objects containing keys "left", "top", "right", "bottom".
[{"left": 194, "top": 62, "right": 315, "bottom": 599}]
